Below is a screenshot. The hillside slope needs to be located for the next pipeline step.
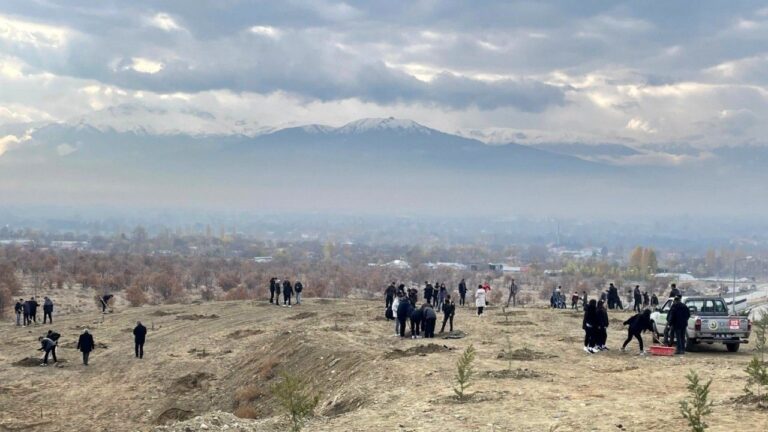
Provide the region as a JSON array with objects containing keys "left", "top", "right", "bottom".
[{"left": 1, "top": 296, "right": 766, "bottom": 432}]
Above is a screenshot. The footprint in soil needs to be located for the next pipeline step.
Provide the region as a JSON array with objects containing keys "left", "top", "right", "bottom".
[{"left": 176, "top": 314, "right": 219, "bottom": 320}]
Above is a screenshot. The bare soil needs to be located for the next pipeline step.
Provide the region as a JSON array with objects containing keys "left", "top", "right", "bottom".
[{"left": 2, "top": 289, "right": 768, "bottom": 431}]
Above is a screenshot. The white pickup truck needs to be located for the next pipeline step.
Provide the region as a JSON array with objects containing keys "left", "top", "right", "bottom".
[{"left": 650, "top": 296, "right": 751, "bottom": 352}]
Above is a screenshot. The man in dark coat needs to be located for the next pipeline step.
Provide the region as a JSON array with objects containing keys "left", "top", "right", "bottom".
[
  {"left": 133, "top": 321, "right": 147, "bottom": 359},
  {"left": 39, "top": 330, "right": 60, "bottom": 365},
  {"left": 440, "top": 296, "right": 456, "bottom": 333},
  {"left": 29, "top": 297, "right": 39, "bottom": 324},
  {"left": 14, "top": 299, "right": 23, "bottom": 326},
  {"left": 77, "top": 329, "right": 95, "bottom": 365},
  {"left": 633, "top": 286, "right": 643, "bottom": 313},
  {"left": 43, "top": 297, "right": 54, "bottom": 324},
  {"left": 458, "top": 279, "right": 467, "bottom": 306},
  {"left": 506, "top": 279, "right": 519, "bottom": 307},
  {"left": 294, "top": 281, "right": 304, "bottom": 305},
  {"left": 282, "top": 279, "right": 293, "bottom": 306},
  {"left": 423, "top": 282, "right": 434, "bottom": 306},
  {"left": 269, "top": 277, "right": 277, "bottom": 304},
  {"left": 385, "top": 282, "right": 396, "bottom": 309},
  {"left": 668, "top": 283, "right": 681, "bottom": 298},
  {"left": 422, "top": 303, "right": 437, "bottom": 338},
  {"left": 396, "top": 294, "right": 412, "bottom": 338},
  {"left": 409, "top": 303, "right": 423, "bottom": 339},
  {"left": 22, "top": 299, "right": 31, "bottom": 326},
  {"left": 668, "top": 296, "right": 691, "bottom": 354}
]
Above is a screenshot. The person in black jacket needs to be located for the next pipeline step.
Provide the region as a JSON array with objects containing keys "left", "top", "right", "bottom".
[
  {"left": 668, "top": 296, "right": 690, "bottom": 354},
  {"left": 458, "top": 279, "right": 467, "bottom": 306},
  {"left": 77, "top": 329, "right": 95, "bottom": 365},
  {"left": 269, "top": 277, "right": 277, "bottom": 304},
  {"left": 596, "top": 300, "right": 609, "bottom": 351},
  {"left": 668, "top": 283, "right": 681, "bottom": 298},
  {"left": 133, "top": 321, "right": 147, "bottom": 359},
  {"left": 22, "top": 299, "right": 31, "bottom": 326},
  {"left": 396, "top": 294, "right": 412, "bottom": 338},
  {"left": 621, "top": 309, "right": 653, "bottom": 353},
  {"left": 423, "top": 282, "right": 434, "bottom": 306},
  {"left": 14, "top": 299, "right": 23, "bottom": 326},
  {"left": 633, "top": 286, "right": 643, "bottom": 313},
  {"left": 650, "top": 293, "right": 659, "bottom": 308},
  {"left": 410, "top": 303, "right": 423, "bottom": 339},
  {"left": 29, "top": 297, "right": 39, "bottom": 324},
  {"left": 282, "top": 279, "right": 293, "bottom": 306},
  {"left": 43, "top": 297, "right": 54, "bottom": 324},
  {"left": 408, "top": 288, "right": 418, "bottom": 306},
  {"left": 39, "top": 330, "right": 60, "bottom": 365},
  {"left": 385, "top": 282, "right": 396, "bottom": 309},
  {"left": 422, "top": 303, "right": 437, "bottom": 338},
  {"left": 582, "top": 300, "right": 599, "bottom": 353},
  {"left": 440, "top": 296, "right": 456, "bottom": 333},
  {"left": 294, "top": 281, "right": 304, "bottom": 305}
]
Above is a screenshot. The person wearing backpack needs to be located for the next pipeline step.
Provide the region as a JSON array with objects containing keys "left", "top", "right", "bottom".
[{"left": 440, "top": 296, "right": 456, "bottom": 333}]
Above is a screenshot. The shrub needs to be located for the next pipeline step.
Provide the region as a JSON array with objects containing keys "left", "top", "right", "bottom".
[
  {"left": 125, "top": 284, "right": 148, "bottom": 307},
  {"left": 744, "top": 314, "right": 768, "bottom": 401},
  {"left": 454, "top": 344, "right": 477, "bottom": 400},
  {"left": 271, "top": 372, "right": 319, "bottom": 432},
  {"left": 680, "top": 370, "right": 712, "bottom": 432}
]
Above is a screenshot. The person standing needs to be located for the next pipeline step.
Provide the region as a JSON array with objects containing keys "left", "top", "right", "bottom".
[
  {"left": 650, "top": 293, "right": 659, "bottom": 309},
  {"left": 422, "top": 303, "right": 437, "bottom": 338},
  {"left": 633, "top": 286, "right": 642, "bottom": 313},
  {"left": 269, "top": 277, "right": 277, "bottom": 304},
  {"left": 440, "top": 296, "right": 456, "bottom": 333},
  {"left": 22, "top": 299, "right": 31, "bottom": 326},
  {"left": 436, "top": 284, "right": 447, "bottom": 310},
  {"left": 668, "top": 283, "right": 681, "bottom": 298},
  {"left": 582, "top": 300, "right": 599, "bottom": 353},
  {"left": 458, "top": 279, "right": 467, "bottom": 306},
  {"left": 668, "top": 296, "right": 690, "bottom": 355},
  {"left": 475, "top": 285, "right": 486, "bottom": 316},
  {"left": 581, "top": 291, "right": 588, "bottom": 311},
  {"left": 482, "top": 282, "right": 492, "bottom": 306},
  {"left": 29, "top": 297, "right": 39, "bottom": 324},
  {"left": 596, "top": 300, "right": 609, "bottom": 351},
  {"left": 133, "top": 321, "right": 147, "bottom": 359},
  {"left": 77, "top": 329, "right": 95, "bottom": 366},
  {"left": 506, "top": 279, "right": 518, "bottom": 307},
  {"left": 621, "top": 309, "right": 653, "bottom": 354},
  {"left": 424, "top": 282, "right": 434, "bottom": 306},
  {"left": 43, "top": 297, "right": 54, "bottom": 324},
  {"left": 396, "top": 293, "right": 412, "bottom": 338},
  {"left": 409, "top": 302, "right": 423, "bottom": 339},
  {"left": 294, "top": 281, "right": 304, "bottom": 305},
  {"left": 274, "top": 279, "right": 281, "bottom": 306},
  {"left": 391, "top": 294, "right": 401, "bottom": 336},
  {"left": 282, "top": 279, "right": 293, "bottom": 307},
  {"left": 571, "top": 292, "right": 580, "bottom": 310},
  {"left": 385, "top": 282, "right": 396, "bottom": 309},
  {"left": 643, "top": 291, "right": 650, "bottom": 308},
  {"left": 14, "top": 299, "right": 23, "bottom": 326}
]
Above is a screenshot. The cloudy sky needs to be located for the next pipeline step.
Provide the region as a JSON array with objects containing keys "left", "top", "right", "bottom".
[{"left": 1, "top": 0, "right": 767, "bottom": 148}]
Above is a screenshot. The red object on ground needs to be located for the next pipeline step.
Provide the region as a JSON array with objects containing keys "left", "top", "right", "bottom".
[{"left": 649, "top": 345, "right": 676, "bottom": 356}]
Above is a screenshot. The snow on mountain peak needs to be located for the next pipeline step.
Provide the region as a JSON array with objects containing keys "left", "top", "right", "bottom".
[{"left": 336, "top": 117, "right": 432, "bottom": 135}]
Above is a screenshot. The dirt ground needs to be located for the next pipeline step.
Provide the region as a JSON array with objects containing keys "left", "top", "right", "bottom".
[{"left": 1, "top": 288, "right": 767, "bottom": 432}]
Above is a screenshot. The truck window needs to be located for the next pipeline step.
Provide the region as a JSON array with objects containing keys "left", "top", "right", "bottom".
[{"left": 660, "top": 300, "right": 672, "bottom": 312}]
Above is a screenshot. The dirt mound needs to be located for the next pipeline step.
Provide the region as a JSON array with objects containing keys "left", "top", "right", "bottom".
[
  {"left": 288, "top": 312, "right": 317, "bottom": 320},
  {"left": 170, "top": 372, "right": 215, "bottom": 393},
  {"left": 441, "top": 330, "right": 467, "bottom": 339},
  {"left": 384, "top": 343, "right": 454, "bottom": 359},
  {"left": 176, "top": 314, "right": 219, "bottom": 321},
  {"left": 227, "top": 329, "right": 264, "bottom": 339},
  {"left": 153, "top": 411, "right": 280, "bottom": 432},
  {"left": 155, "top": 408, "right": 195, "bottom": 425},
  {"left": 12, "top": 357, "right": 46, "bottom": 367},
  {"left": 151, "top": 310, "right": 178, "bottom": 317},
  {"left": 483, "top": 368, "right": 541, "bottom": 379},
  {"left": 323, "top": 395, "right": 367, "bottom": 417},
  {"left": 497, "top": 347, "right": 556, "bottom": 361}
]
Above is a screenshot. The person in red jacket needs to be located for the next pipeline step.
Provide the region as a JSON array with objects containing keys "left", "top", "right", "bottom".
[{"left": 482, "top": 282, "right": 492, "bottom": 306}]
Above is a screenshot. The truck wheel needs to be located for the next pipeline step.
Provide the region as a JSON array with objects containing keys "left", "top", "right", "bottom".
[{"left": 726, "top": 343, "right": 740, "bottom": 353}]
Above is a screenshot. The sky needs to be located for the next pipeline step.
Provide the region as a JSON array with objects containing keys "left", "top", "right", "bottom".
[{"left": 1, "top": 0, "right": 768, "bottom": 148}]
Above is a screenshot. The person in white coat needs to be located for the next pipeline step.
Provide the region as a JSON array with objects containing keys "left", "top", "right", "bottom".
[
  {"left": 391, "top": 294, "right": 401, "bottom": 336},
  {"left": 475, "top": 285, "right": 487, "bottom": 316}
]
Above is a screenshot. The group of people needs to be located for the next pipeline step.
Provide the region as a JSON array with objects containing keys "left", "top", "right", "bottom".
[
  {"left": 385, "top": 282, "right": 457, "bottom": 338},
  {"left": 36, "top": 321, "right": 148, "bottom": 366},
  {"left": 14, "top": 297, "right": 55, "bottom": 326},
  {"left": 581, "top": 283, "right": 687, "bottom": 355},
  {"left": 268, "top": 277, "right": 304, "bottom": 307}
]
